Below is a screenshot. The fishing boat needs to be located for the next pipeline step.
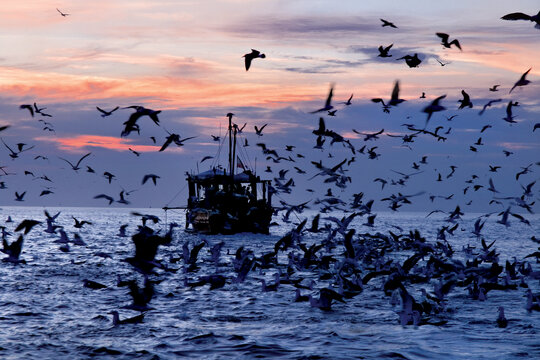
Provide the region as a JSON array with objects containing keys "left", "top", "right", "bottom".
[{"left": 184, "top": 114, "right": 273, "bottom": 234}]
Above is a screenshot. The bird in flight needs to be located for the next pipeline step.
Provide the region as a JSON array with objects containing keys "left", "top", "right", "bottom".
[
  {"left": 377, "top": 44, "right": 393, "bottom": 58},
  {"left": 396, "top": 54, "right": 421, "bottom": 68},
  {"left": 19, "top": 104, "right": 34, "bottom": 117},
  {"left": 310, "top": 84, "right": 334, "bottom": 113},
  {"left": 436, "top": 33, "right": 462, "bottom": 50},
  {"left": 457, "top": 90, "right": 473, "bottom": 109},
  {"left": 56, "top": 8, "right": 70, "bottom": 17},
  {"left": 489, "top": 84, "right": 500, "bottom": 92},
  {"left": 436, "top": 59, "right": 450, "bottom": 66},
  {"left": 342, "top": 94, "right": 353, "bottom": 105},
  {"left": 501, "top": 11, "right": 540, "bottom": 29},
  {"left": 254, "top": 124, "right": 268, "bottom": 136},
  {"left": 380, "top": 19, "right": 397, "bottom": 28},
  {"left": 478, "top": 99, "right": 502, "bottom": 116},
  {"left": 96, "top": 106, "right": 119, "bottom": 118},
  {"left": 509, "top": 68, "right": 532, "bottom": 93},
  {"left": 59, "top": 152, "right": 91, "bottom": 171},
  {"left": 142, "top": 174, "right": 160, "bottom": 186},
  {"left": 372, "top": 80, "right": 406, "bottom": 114},
  {"left": 423, "top": 95, "right": 447, "bottom": 126},
  {"left": 243, "top": 49, "right": 265, "bottom": 71}
]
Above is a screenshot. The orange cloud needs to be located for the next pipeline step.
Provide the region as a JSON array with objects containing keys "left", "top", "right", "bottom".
[{"left": 35, "top": 134, "right": 161, "bottom": 152}]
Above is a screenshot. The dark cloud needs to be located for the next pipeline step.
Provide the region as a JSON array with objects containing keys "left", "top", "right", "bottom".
[{"left": 224, "top": 15, "right": 385, "bottom": 39}]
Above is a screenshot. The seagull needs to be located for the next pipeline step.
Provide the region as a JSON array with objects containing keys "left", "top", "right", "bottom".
[
  {"left": 436, "top": 59, "right": 450, "bottom": 66},
  {"left": 457, "top": 90, "right": 473, "bottom": 109},
  {"left": 501, "top": 11, "right": 540, "bottom": 29},
  {"left": 15, "top": 219, "right": 41, "bottom": 234},
  {"left": 254, "top": 124, "right": 268, "bottom": 136},
  {"left": 422, "top": 95, "right": 446, "bottom": 126},
  {"left": 2, "top": 235, "right": 24, "bottom": 263},
  {"left": 59, "top": 152, "right": 91, "bottom": 171},
  {"left": 478, "top": 99, "right": 502, "bottom": 115},
  {"left": 14, "top": 191, "right": 26, "bottom": 202},
  {"left": 509, "top": 68, "right": 532, "bottom": 93},
  {"left": 243, "top": 49, "right": 265, "bottom": 71},
  {"left": 372, "top": 80, "right": 406, "bottom": 113},
  {"left": 56, "top": 8, "right": 69, "bottom": 17},
  {"left": 489, "top": 84, "right": 500, "bottom": 92},
  {"left": 377, "top": 44, "right": 393, "bottom": 57},
  {"left": 94, "top": 194, "right": 114, "bottom": 205},
  {"left": 96, "top": 106, "right": 119, "bottom": 117},
  {"left": 129, "top": 148, "right": 141, "bottom": 157},
  {"left": 103, "top": 171, "right": 116, "bottom": 183},
  {"left": 380, "top": 19, "right": 398, "bottom": 28},
  {"left": 342, "top": 94, "right": 353, "bottom": 105},
  {"left": 72, "top": 216, "right": 92, "bottom": 229},
  {"left": 436, "top": 32, "right": 462, "bottom": 50},
  {"left": 142, "top": 174, "right": 160, "bottom": 185},
  {"left": 502, "top": 101, "right": 518, "bottom": 124},
  {"left": 109, "top": 311, "right": 145, "bottom": 326},
  {"left": 19, "top": 104, "right": 34, "bottom": 117},
  {"left": 396, "top": 54, "right": 421, "bottom": 68},
  {"left": 311, "top": 84, "right": 334, "bottom": 113}
]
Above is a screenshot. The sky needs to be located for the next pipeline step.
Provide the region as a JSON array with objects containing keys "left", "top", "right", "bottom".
[{"left": 0, "top": 0, "right": 538, "bottom": 216}]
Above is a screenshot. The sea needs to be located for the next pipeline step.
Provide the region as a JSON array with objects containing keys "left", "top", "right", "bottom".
[{"left": 0, "top": 206, "right": 538, "bottom": 360}]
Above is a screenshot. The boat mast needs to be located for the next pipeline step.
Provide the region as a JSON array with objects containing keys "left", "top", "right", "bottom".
[{"left": 227, "top": 113, "right": 233, "bottom": 177}]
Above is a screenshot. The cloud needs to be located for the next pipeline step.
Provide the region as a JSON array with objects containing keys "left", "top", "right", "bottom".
[{"left": 35, "top": 134, "right": 160, "bottom": 153}]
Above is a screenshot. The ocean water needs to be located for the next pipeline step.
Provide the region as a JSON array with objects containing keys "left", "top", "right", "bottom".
[{"left": 0, "top": 206, "right": 538, "bottom": 360}]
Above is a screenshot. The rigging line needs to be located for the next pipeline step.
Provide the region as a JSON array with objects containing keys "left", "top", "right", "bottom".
[{"left": 164, "top": 182, "right": 188, "bottom": 207}]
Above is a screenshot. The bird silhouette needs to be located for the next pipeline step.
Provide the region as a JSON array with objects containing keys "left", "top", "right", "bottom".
[
  {"left": 501, "top": 11, "right": 540, "bottom": 29},
  {"left": 56, "top": 8, "right": 69, "bottom": 17},
  {"left": 457, "top": 90, "right": 473, "bottom": 109},
  {"left": 142, "top": 174, "right": 160, "bottom": 185},
  {"left": 243, "top": 49, "right": 265, "bottom": 71},
  {"left": 380, "top": 19, "right": 398, "bottom": 28},
  {"left": 378, "top": 44, "right": 393, "bottom": 57},
  {"left": 311, "top": 84, "right": 335, "bottom": 113},
  {"left": 436, "top": 32, "right": 462, "bottom": 50},
  {"left": 396, "top": 54, "right": 421, "bottom": 68},
  {"left": 59, "top": 152, "right": 91, "bottom": 171},
  {"left": 254, "top": 124, "right": 268, "bottom": 136},
  {"left": 509, "top": 68, "right": 532, "bottom": 93},
  {"left": 422, "top": 95, "right": 446, "bottom": 126},
  {"left": 96, "top": 106, "right": 119, "bottom": 117}
]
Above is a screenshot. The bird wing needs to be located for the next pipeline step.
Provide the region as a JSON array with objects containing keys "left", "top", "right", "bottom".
[
  {"left": 501, "top": 12, "right": 532, "bottom": 21},
  {"left": 244, "top": 54, "right": 253, "bottom": 71},
  {"left": 59, "top": 157, "right": 76, "bottom": 169},
  {"left": 75, "top": 152, "right": 92, "bottom": 167},
  {"left": 324, "top": 85, "right": 334, "bottom": 108},
  {"left": 96, "top": 106, "right": 107, "bottom": 114},
  {"left": 436, "top": 32, "right": 449, "bottom": 43},
  {"left": 391, "top": 80, "right": 400, "bottom": 103}
]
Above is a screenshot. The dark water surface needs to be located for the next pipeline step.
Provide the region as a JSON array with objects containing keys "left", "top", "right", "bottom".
[{"left": 0, "top": 207, "right": 538, "bottom": 359}]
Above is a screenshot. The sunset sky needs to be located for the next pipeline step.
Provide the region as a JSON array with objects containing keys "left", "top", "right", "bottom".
[{"left": 0, "top": 0, "right": 538, "bottom": 213}]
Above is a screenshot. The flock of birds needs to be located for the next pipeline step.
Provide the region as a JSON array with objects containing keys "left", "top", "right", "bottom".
[{"left": 1, "top": 8, "right": 539, "bottom": 331}]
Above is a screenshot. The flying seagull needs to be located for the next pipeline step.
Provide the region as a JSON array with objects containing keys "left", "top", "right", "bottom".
[
  {"left": 96, "top": 106, "right": 119, "bottom": 117},
  {"left": 423, "top": 95, "right": 447, "bottom": 126},
  {"left": 243, "top": 49, "right": 265, "bottom": 71},
  {"left": 378, "top": 44, "right": 393, "bottom": 58},
  {"left": 509, "top": 68, "right": 532, "bottom": 93},
  {"left": 501, "top": 11, "right": 540, "bottom": 29},
  {"left": 56, "top": 8, "right": 69, "bottom": 17},
  {"left": 380, "top": 19, "right": 398, "bottom": 28},
  {"left": 59, "top": 152, "right": 91, "bottom": 171},
  {"left": 396, "top": 54, "right": 421, "bottom": 68},
  {"left": 310, "top": 84, "right": 334, "bottom": 113},
  {"left": 436, "top": 32, "right": 462, "bottom": 50}
]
